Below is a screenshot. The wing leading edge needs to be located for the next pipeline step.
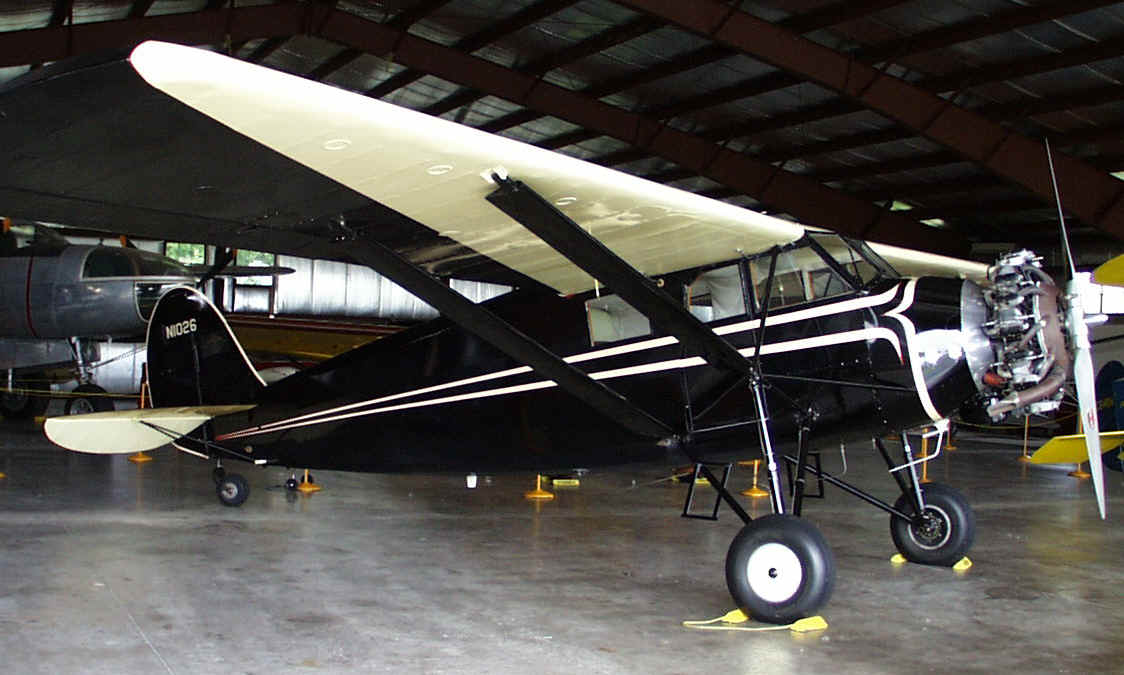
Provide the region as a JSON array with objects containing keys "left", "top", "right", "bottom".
[{"left": 127, "top": 41, "right": 800, "bottom": 295}]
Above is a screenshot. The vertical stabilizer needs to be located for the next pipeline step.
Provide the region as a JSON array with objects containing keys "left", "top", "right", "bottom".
[{"left": 146, "top": 286, "right": 265, "bottom": 406}]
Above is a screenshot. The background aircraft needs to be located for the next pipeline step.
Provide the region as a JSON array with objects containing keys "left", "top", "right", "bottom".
[
  {"left": 6, "top": 42, "right": 1111, "bottom": 625},
  {"left": 0, "top": 218, "right": 292, "bottom": 417}
]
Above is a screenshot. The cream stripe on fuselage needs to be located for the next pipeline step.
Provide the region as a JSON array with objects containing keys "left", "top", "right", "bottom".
[{"left": 217, "top": 284, "right": 914, "bottom": 441}]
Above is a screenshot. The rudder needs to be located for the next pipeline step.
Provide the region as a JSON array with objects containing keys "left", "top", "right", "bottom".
[{"left": 146, "top": 286, "right": 265, "bottom": 406}]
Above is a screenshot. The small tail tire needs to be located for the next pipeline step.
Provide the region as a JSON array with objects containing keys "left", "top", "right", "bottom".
[
  {"left": 890, "top": 482, "right": 974, "bottom": 566},
  {"left": 216, "top": 473, "right": 250, "bottom": 507},
  {"left": 725, "top": 514, "right": 835, "bottom": 624}
]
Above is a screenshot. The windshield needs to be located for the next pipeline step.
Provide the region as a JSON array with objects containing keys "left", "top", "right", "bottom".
[{"left": 0, "top": 223, "right": 68, "bottom": 256}]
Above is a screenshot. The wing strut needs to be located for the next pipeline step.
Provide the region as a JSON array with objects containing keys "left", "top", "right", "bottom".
[
  {"left": 338, "top": 234, "right": 674, "bottom": 441},
  {"left": 486, "top": 177, "right": 755, "bottom": 378},
  {"left": 486, "top": 176, "right": 793, "bottom": 513}
]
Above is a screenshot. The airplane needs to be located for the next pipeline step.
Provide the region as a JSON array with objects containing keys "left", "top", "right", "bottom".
[
  {"left": 3, "top": 41, "right": 1109, "bottom": 625},
  {"left": 0, "top": 217, "right": 292, "bottom": 418}
]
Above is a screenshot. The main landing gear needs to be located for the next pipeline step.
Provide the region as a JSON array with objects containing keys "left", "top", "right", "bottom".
[
  {"left": 691, "top": 419, "right": 974, "bottom": 624},
  {"left": 725, "top": 515, "right": 835, "bottom": 624},
  {"left": 212, "top": 463, "right": 250, "bottom": 507}
]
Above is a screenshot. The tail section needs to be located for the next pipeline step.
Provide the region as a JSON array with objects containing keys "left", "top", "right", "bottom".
[{"left": 146, "top": 286, "right": 266, "bottom": 406}]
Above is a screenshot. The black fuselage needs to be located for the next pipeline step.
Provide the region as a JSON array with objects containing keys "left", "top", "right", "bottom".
[{"left": 196, "top": 270, "right": 976, "bottom": 474}]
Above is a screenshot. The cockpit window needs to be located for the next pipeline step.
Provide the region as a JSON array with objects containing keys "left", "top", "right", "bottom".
[
  {"left": 688, "top": 264, "right": 747, "bottom": 322},
  {"left": 83, "top": 248, "right": 135, "bottom": 278},
  {"left": 748, "top": 233, "right": 888, "bottom": 311},
  {"left": 0, "top": 223, "right": 67, "bottom": 256},
  {"left": 809, "top": 232, "right": 895, "bottom": 285},
  {"left": 586, "top": 294, "right": 651, "bottom": 345},
  {"left": 750, "top": 250, "right": 809, "bottom": 310},
  {"left": 134, "top": 253, "right": 191, "bottom": 277}
]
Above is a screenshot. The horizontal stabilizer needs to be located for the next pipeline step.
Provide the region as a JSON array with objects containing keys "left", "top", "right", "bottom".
[
  {"left": 44, "top": 405, "right": 255, "bottom": 454},
  {"left": 1030, "top": 431, "right": 1124, "bottom": 465}
]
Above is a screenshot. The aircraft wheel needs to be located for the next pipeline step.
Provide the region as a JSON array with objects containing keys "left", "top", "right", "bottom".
[
  {"left": 64, "top": 384, "right": 114, "bottom": 415},
  {"left": 725, "top": 514, "right": 835, "bottom": 624},
  {"left": 216, "top": 473, "right": 250, "bottom": 507},
  {"left": 890, "top": 482, "right": 975, "bottom": 566},
  {"left": 1, "top": 374, "right": 49, "bottom": 419},
  {"left": 285, "top": 477, "right": 299, "bottom": 490}
]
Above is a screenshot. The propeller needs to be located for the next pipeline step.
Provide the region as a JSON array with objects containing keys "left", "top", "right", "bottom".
[
  {"left": 1047, "top": 139, "right": 1106, "bottom": 519},
  {"left": 1065, "top": 273, "right": 1106, "bottom": 519}
]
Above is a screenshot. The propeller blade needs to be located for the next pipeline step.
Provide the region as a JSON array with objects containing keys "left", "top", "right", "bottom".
[{"left": 1068, "top": 273, "right": 1106, "bottom": 519}]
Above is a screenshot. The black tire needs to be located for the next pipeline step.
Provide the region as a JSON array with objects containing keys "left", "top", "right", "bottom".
[
  {"left": 725, "top": 514, "right": 835, "bottom": 624},
  {"left": 285, "top": 477, "right": 299, "bottom": 490},
  {"left": 890, "top": 482, "right": 975, "bottom": 567},
  {"left": 1, "top": 375, "right": 49, "bottom": 420},
  {"left": 217, "top": 473, "right": 250, "bottom": 507},
  {"left": 64, "top": 384, "right": 114, "bottom": 415}
]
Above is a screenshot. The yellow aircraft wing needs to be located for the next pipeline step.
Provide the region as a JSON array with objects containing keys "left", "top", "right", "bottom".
[
  {"left": 1093, "top": 254, "right": 1124, "bottom": 286},
  {"left": 1030, "top": 430, "right": 1124, "bottom": 464}
]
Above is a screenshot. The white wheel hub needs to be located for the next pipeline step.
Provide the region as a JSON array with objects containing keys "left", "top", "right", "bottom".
[{"left": 745, "top": 542, "right": 803, "bottom": 603}]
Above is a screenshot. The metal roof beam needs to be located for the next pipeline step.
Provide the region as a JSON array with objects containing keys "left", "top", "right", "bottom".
[
  {"left": 0, "top": 5, "right": 305, "bottom": 65},
  {"left": 613, "top": 0, "right": 1124, "bottom": 241},
  {"left": 481, "top": 1, "right": 916, "bottom": 136},
  {"left": 387, "top": 0, "right": 454, "bottom": 30},
  {"left": 367, "top": 0, "right": 577, "bottom": 98},
  {"left": 857, "top": 0, "right": 1120, "bottom": 63},
  {"left": 423, "top": 15, "right": 662, "bottom": 117},
  {"left": 306, "top": 47, "right": 362, "bottom": 81},
  {"left": 48, "top": 1, "right": 75, "bottom": 26}
]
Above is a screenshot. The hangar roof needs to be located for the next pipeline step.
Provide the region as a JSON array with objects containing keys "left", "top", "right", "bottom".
[{"left": 0, "top": 0, "right": 1122, "bottom": 269}]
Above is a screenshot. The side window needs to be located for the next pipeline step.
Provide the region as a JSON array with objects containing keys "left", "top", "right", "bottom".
[
  {"left": 688, "top": 264, "right": 747, "bottom": 322},
  {"left": 808, "top": 266, "right": 854, "bottom": 301},
  {"left": 82, "top": 248, "right": 135, "bottom": 278},
  {"left": 586, "top": 294, "right": 651, "bottom": 345},
  {"left": 750, "top": 241, "right": 863, "bottom": 310},
  {"left": 750, "top": 251, "right": 807, "bottom": 310},
  {"left": 234, "top": 249, "right": 277, "bottom": 287},
  {"left": 809, "top": 233, "right": 887, "bottom": 285}
]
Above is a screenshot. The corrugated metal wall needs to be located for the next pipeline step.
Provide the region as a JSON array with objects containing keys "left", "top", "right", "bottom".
[{"left": 226, "top": 254, "right": 509, "bottom": 321}]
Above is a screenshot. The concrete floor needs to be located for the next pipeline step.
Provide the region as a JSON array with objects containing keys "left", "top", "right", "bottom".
[{"left": 0, "top": 421, "right": 1121, "bottom": 674}]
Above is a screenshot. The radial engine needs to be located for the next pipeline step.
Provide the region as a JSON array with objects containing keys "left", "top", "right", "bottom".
[{"left": 963, "top": 250, "right": 1072, "bottom": 421}]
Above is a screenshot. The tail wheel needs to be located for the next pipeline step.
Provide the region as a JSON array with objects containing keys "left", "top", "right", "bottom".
[
  {"left": 725, "top": 514, "right": 835, "bottom": 624},
  {"left": 890, "top": 482, "right": 975, "bottom": 566},
  {"left": 64, "top": 384, "right": 114, "bottom": 415},
  {"left": 216, "top": 473, "right": 250, "bottom": 507}
]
